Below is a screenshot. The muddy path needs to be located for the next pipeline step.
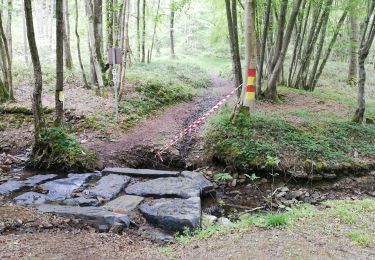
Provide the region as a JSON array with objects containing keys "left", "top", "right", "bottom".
[{"left": 85, "top": 73, "right": 234, "bottom": 168}]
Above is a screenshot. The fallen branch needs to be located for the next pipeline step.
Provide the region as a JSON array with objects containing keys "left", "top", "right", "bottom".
[{"left": 0, "top": 106, "right": 53, "bottom": 115}]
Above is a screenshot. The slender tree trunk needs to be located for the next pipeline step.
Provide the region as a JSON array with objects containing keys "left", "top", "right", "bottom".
[
  {"left": 24, "top": 0, "right": 44, "bottom": 143},
  {"left": 141, "top": 0, "right": 146, "bottom": 63},
  {"left": 170, "top": 1, "right": 176, "bottom": 58},
  {"left": 0, "top": 7, "right": 13, "bottom": 101},
  {"left": 348, "top": 11, "right": 359, "bottom": 86},
  {"left": 136, "top": 0, "right": 141, "bottom": 62},
  {"left": 22, "top": 3, "right": 29, "bottom": 65},
  {"left": 55, "top": 0, "right": 64, "bottom": 126},
  {"left": 266, "top": 0, "right": 303, "bottom": 101},
  {"left": 75, "top": 0, "right": 89, "bottom": 88},
  {"left": 353, "top": 1, "right": 375, "bottom": 123},
  {"left": 257, "top": 0, "right": 271, "bottom": 96},
  {"left": 225, "top": 0, "right": 243, "bottom": 95},
  {"left": 106, "top": 0, "right": 113, "bottom": 51},
  {"left": 6, "top": 0, "right": 12, "bottom": 60},
  {"left": 63, "top": 0, "right": 73, "bottom": 69},
  {"left": 148, "top": 0, "right": 161, "bottom": 64},
  {"left": 86, "top": 0, "right": 104, "bottom": 88}
]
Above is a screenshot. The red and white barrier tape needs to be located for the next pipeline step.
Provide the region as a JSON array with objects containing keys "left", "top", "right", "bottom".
[{"left": 156, "top": 85, "right": 241, "bottom": 161}]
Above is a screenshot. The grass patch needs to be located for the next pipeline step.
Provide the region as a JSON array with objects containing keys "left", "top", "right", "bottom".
[
  {"left": 29, "top": 128, "right": 96, "bottom": 171},
  {"left": 347, "top": 231, "right": 374, "bottom": 247},
  {"left": 118, "top": 62, "right": 209, "bottom": 128},
  {"left": 265, "top": 213, "right": 289, "bottom": 227},
  {"left": 204, "top": 105, "right": 375, "bottom": 172}
]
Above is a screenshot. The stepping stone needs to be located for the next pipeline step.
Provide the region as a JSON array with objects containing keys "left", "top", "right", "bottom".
[
  {"left": 64, "top": 197, "right": 100, "bottom": 207},
  {"left": 38, "top": 204, "right": 130, "bottom": 227},
  {"left": 139, "top": 225, "right": 176, "bottom": 244},
  {"left": 104, "top": 195, "right": 144, "bottom": 213},
  {"left": 23, "top": 174, "right": 58, "bottom": 186},
  {"left": 102, "top": 167, "right": 180, "bottom": 178},
  {"left": 0, "top": 181, "right": 26, "bottom": 195},
  {"left": 14, "top": 192, "right": 47, "bottom": 205},
  {"left": 125, "top": 177, "right": 202, "bottom": 199},
  {"left": 84, "top": 174, "right": 131, "bottom": 201},
  {"left": 181, "top": 171, "right": 214, "bottom": 194},
  {"left": 0, "top": 174, "right": 57, "bottom": 196},
  {"left": 41, "top": 173, "right": 97, "bottom": 202},
  {"left": 139, "top": 197, "right": 201, "bottom": 232}
]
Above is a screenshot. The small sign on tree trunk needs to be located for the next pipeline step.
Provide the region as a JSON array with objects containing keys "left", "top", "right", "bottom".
[{"left": 108, "top": 48, "right": 121, "bottom": 65}]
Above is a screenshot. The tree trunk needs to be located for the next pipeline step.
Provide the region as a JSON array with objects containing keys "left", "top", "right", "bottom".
[
  {"left": 105, "top": 0, "right": 113, "bottom": 51},
  {"left": 266, "top": 0, "right": 302, "bottom": 101},
  {"left": 63, "top": 0, "right": 73, "bottom": 69},
  {"left": 170, "top": 1, "right": 176, "bottom": 58},
  {"left": 353, "top": 2, "right": 375, "bottom": 123},
  {"left": 148, "top": 0, "right": 161, "bottom": 64},
  {"left": 22, "top": 3, "right": 29, "bottom": 65},
  {"left": 6, "top": 0, "right": 12, "bottom": 60},
  {"left": 75, "top": 0, "right": 89, "bottom": 88},
  {"left": 86, "top": 0, "right": 104, "bottom": 88},
  {"left": 0, "top": 7, "right": 13, "bottom": 101},
  {"left": 55, "top": 0, "right": 64, "bottom": 126},
  {"left": 24, "top": 0, "right": 44, "bottom": 143},
  {"left": 225, "top": 0, "right": 243, "bottom": 95},
  {"left": 257, "top": 0, "right": 271, "bottom": 96},
  {"left": 348, "top": 11, "right": 359, "bottom": 86},
  {"left": 136, "top": 0, "right": 141, "bottom": 62},
  {"left": 141, "top": 0, "right": 146, "bottom": 63}
]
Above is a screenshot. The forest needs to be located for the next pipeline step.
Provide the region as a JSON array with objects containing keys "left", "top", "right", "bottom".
[{"left": 0, "top": 0, "right": 375, "bottom": 259}]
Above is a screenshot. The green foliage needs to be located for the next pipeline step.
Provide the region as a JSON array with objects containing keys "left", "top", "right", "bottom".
[
  {"left": 265, "top": 213, "right": 289, "bottom": 228},
  {"left": 30, "top": 128, "right": 96, "bottom": 171},
  {"left": 204, "top": 105, "right": 375, "bottom": 172},
  {"left": 213, "top": 172, "right": 233, "bottom": 181},
  {"left": 347, "top": 231, "right": 374, "bottom": 247}
]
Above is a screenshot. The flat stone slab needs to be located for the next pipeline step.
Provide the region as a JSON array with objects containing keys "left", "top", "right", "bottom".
[
  {"left": 41, "top": 173, "right": 97, "bottom": 202},
  {"left": 102, "top": 167, "right": 180, "bottom": 178},
  {"left": 104, "top": 195, "right": 144, "bottom": 213},
  {"left": 0, "top": 174, "right": 57, "bottom": 196},
  {"left": 23, "top": 174, "right": 58, "bottom": 186},
  {"left": 181, "top": 171, "right": 214, "bottom": 194},
  {"left": 139, "top": 197, "right": 201, "bottom": 232},
  {"left": 14, "top": 192, "right": 47, "bottom": 205},
  {"left": 84, "top": 174, "right": 131, "bottom": 201},
  {"left": 125, "top": 177, "right": 203, "bottom": 199},
  {"left": 0, "top": 181, "right": 25, "bottom": 195},
  {"left": 39, "top": 204, "right": 130, "bottom": 227},
  {"left": 64, "top": 197, "right": 100, "bottom": 207}
]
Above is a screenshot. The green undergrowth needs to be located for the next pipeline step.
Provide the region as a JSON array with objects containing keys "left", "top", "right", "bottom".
[
  {"left": 119, "top": 62, "right": 208, "bottom": 128},
  {"left": 204, "top": 105, "right": 375, "bottom": 172},
  {"left": 29, "top": 127, "right": 96, "bottom": 171},
  {"left": 174, "top": 204, "right": 316, "bottom": 245}
]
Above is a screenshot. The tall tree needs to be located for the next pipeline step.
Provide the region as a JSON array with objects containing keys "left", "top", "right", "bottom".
[
  {"left": 105, "top": 0, "right": 113, "bottom": 51},
  {"left": 170, "top": 0, "right": 176, "bottom": 58},
  {"left": 225, "top": 0, "right": 242, "bottom": 94},
  {"left": 348, "top": 9, "right": 359, "bottom": 86},
  {"left": 265, "top": 0, "right": 302, "bottom": 101},
  {"left": 22, "top": 3, "right": 29, "bottom": 65},
  {"left": 5, "top": 0, "right": 11, "bottom": 60},
  {"left": 353, "top": 0, "right": 375, "bottom": 123},
  {"left": 148, "top": 0, "right": 161, "bottom": 63},
  {"left": 75, "top": 0, "right": 89, "bottom": 88},
  {"left": 63, "top": 0, "right": 73, "bottom": 69},
  {"left": 0, "top": 4, "right": 13, "bottom": 101},
  {"left": 141, "top": 0, "right": 146, "bottom": 63},
  {"left": 137, "top": 0, "right": 141, "bottom": 61},
  {"left": 55, "top": 0, "right": 64, "bottom": 126},
  {"left": 24, "top": 0, "right": 44, "bottom": 143}
]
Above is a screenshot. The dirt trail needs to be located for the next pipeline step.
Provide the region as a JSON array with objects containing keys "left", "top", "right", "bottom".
[{"left": 87, "top": 73, "right": 234, "bottom": 165}]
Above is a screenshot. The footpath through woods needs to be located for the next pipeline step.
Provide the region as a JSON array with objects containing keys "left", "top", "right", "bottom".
[{"left": 85, "top": 73, "right": 234, "bottom": 167}]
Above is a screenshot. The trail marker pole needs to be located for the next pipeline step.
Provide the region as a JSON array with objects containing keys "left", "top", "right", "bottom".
[{"left": 109, "top": 47, "right": 121, "bottom": 121}]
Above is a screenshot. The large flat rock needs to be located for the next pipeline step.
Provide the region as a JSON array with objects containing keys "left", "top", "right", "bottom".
[
  {"left": 39, "top": 204, "right": 130, "bottom": 227},
  {"left": 84, "top": 174, "right": 131, "bottom": 201},
  {"left": 102, "top": 167, "right": 180, "bottom": 178},
  {"left": 14, "top": 192, "right": 47, "bottom": 205},
  {"left": 23, "top": 174, "right": 58, "bottom": 186},
  {"left": 139, "top": 197, "right": 201, "bottom": 232},
  {"left": 125, "top": 177, "right": 202, "bottom": 199},
  {"left": 0, "top": 174, "right": 57, "bottom": 196},
  {"left": 181, "top": 171, "right": 214, "bottom": 194},
  {"left": 41, "top": 173, "right": 97, "bottom": 202},
  {"left": 104, "top": 195, "right": 144, "bottom": 213}
]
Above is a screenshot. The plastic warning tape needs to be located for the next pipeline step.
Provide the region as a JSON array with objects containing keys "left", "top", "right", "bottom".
[{"left": 156, "top": 85, "right": 241, "bottom": 161}]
